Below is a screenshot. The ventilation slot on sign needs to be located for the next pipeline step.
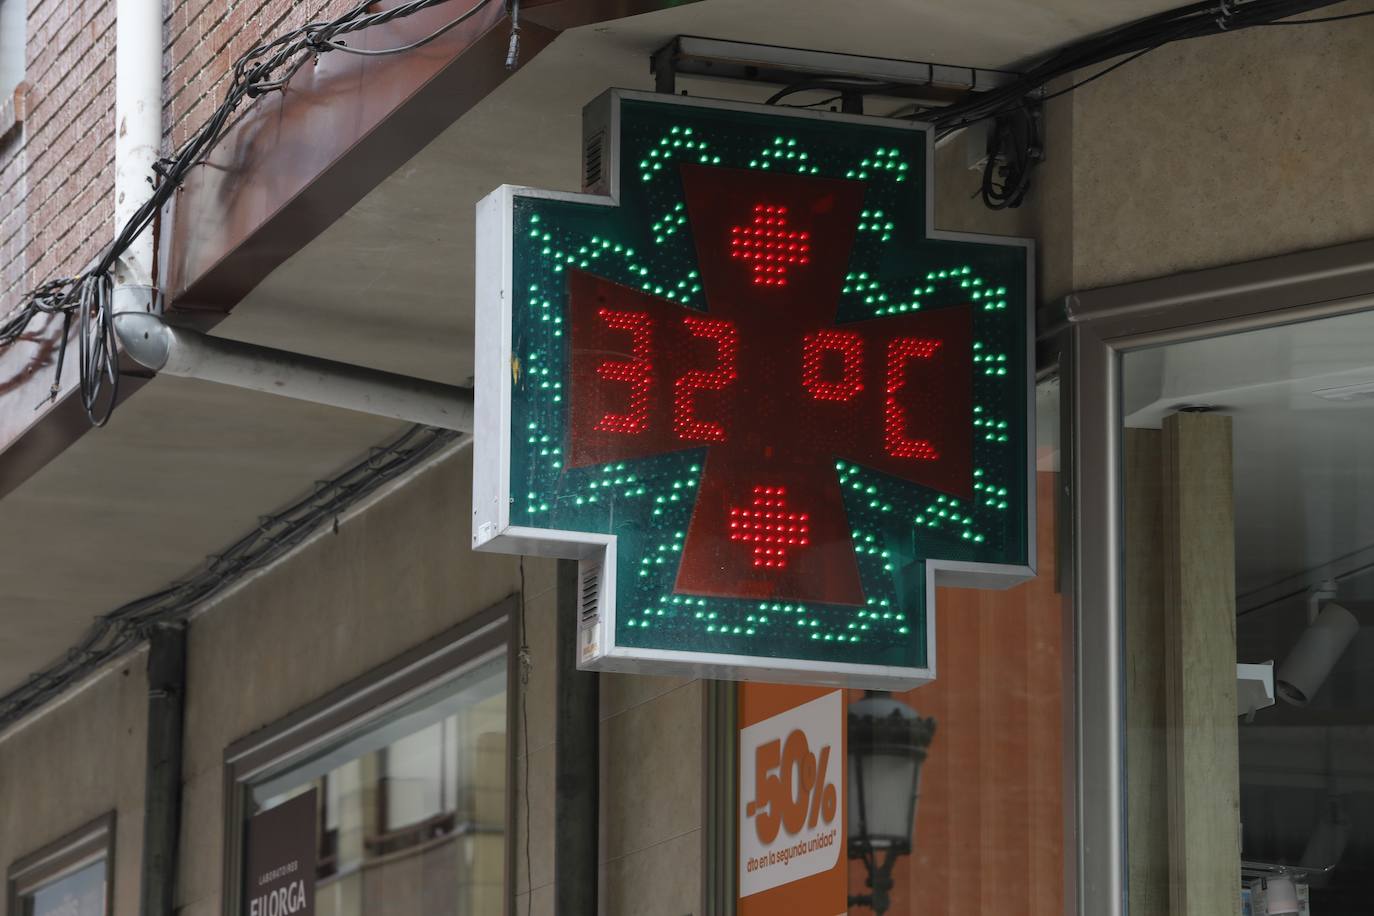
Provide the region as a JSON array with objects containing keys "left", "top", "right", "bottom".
[
  {"left": 583, "top": 129, "right": 606, "bottom": 194},
  {"left": 579, "top": 560, "right": 602, "bottom": 625}
]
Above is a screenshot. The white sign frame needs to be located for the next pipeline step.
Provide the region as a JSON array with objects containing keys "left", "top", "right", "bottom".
[{"left": 472, "top": 89, "right": 1036, "bottom": 689}]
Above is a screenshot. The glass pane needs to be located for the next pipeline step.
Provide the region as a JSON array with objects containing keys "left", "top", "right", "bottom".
[
  {"left": 22, "top": 860, "right": 106, "bottom": 916},
  {"left": 384, "top": 722, "right": 444, "bottom": 828},
  {"left": 845, "top": 468, "right": 1064, "bottom": 914},
  {"left": 0, "top": 0, "right": 24, "bottom": 97},
  {"left": 249, "top": 653, "right": 506, "bottom": 916},
  {"left": 1122, "top": 309, "right": 1374, "bottom": 914}
]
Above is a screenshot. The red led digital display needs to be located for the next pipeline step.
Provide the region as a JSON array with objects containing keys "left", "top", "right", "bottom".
[
  {"left": 568, "top": 164, "right": 973, "bottom": 606},
  {"left": 802, "top": 330, "right": 864, "bottom": 402},
  {"left": 592, "top": 308, "right": 652, "bottom": 434},
  {"left": 674, "top": 315, "right": 738, "bottom": 442},
  {"left": 884, "top": 337, "right": 942, "bottom": 460}
]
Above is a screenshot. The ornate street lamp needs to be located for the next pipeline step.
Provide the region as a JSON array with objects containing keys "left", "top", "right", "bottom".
[{"left": 847, "top": 694, "right": 936, "bottom": 915}]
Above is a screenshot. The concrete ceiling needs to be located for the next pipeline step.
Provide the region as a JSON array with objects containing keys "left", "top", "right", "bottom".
[
  {"left": 0, "top": 0, "right": 1182, "bottom": 700},
  {"left": 217, "top": 0, "right": 1185, "bottom": 378}
]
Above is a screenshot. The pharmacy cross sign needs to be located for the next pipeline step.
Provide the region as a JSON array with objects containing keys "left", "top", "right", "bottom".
[
  {"left": 473, "top": 90, "right": 1035, "bottom": 688},
  {"left": 566, "top": 162, "right": 977, "bottom": 609}
]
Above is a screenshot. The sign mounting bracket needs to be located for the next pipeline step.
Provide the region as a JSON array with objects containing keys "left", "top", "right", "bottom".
[{"left": 650, "top": 35, "right": 1022, "bottom": 115}]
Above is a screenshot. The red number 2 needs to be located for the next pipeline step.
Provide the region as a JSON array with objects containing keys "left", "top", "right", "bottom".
[{"left": 673, "top": 316, "right": 738, "bottom": 442}]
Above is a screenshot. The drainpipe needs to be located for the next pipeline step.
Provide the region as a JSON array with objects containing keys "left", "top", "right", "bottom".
[
  {"left": 555, "top": 559, "right": 599, "bottom": 914},
  {"left": 112, "top": 312, "right": 476, "bottom": 431},
  {"left": 114, "top": 0, "right": 163, "bottom": 290},
  {"left": 141, "top": 624, "right": 186, "bottom": 916},
  {"left": 117, "top": 3, "right": 180, "bottom": 913}
]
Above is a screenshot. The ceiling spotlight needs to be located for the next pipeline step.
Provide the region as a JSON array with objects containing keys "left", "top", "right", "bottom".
[{"left": 1276, "top": 596, "right": 1359, "bottom": 707}]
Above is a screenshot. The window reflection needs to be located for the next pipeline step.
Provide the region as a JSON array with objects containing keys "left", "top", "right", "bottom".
[
  {"left": 252, "top": 655, "right": 507, "bottom": 916},
  {"left": 21, "top": 861, "right": 106, "bottom": 916},
  {"left": 846, "top": 471, "right": 1064, "bottom": 914},
  {"left": 1122, "top": 309, "right": 1374, "bottom": 913}
]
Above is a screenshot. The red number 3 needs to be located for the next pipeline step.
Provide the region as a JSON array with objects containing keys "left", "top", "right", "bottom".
[{"left": 592, "top": 308, "right": 653, "bottom": 434}]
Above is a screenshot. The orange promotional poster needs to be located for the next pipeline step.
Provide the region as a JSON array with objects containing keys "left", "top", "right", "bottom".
[{"left": 738, "top": 683, "right": 846, "bottom": 916}]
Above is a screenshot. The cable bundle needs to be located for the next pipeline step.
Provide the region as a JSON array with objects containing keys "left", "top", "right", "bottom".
[
  {"left": 0, "top": 0, "right": 1368, "bottom": 422},
  {"left": 0, "top": 424, "right": 459, "bottom": 730},
  {"left": 762, "top": 1, "right": 1366, "bottom": 209},
  {"left": 0, "top": 0, "right": 506, "bottom": 424},
  {"left": 934, "top": 0, "right": 1369, "bottom": 207},
  {"left": 923, "top": 0, "right": 1361, "bottom": 133}
]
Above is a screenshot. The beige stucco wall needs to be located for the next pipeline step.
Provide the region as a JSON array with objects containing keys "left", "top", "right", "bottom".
[
  {"left": 7, "top": 16, "right": 1374, "bottom": 916},
  {"left": 1040, "top": 7, "right": 1374, "bottom": 301},
  {"left": 169, "top": 442, "right": 705, "bottom": 916},
  {"left": 514, "top": 577, "right": 704, "bottom": 916},
  {"left": 0, "top": 653, "right": 147, "bottom": 916}
]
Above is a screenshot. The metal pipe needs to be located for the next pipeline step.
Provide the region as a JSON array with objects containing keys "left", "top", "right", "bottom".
[
  {"left": 114, "top": 0, "right": 163, "bottom": 287},
  {"left": 141, "top": 624, "right": 186, "bottom": 916},
  {"left": 113, "top": 313, "right": 474, "bottom": 431},
  {"left": 554, "top": 558, "right": 599, "bottom": 914}
]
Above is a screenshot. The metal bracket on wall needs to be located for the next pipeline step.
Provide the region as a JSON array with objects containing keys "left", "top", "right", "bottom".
[{"left": 651, "top": 36, "right": 1020, "bottom": 115}]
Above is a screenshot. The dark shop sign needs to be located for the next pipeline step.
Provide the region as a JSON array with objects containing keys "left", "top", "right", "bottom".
[{"left": 244, "top": 789, "right": 316, "bottom": 916}]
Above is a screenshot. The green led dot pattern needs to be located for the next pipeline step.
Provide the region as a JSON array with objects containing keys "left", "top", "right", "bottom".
[
  {"left": 506, "top": 99, "right": 1029, "bottom": 672},
  {"left": 748, "top": 135, "right": 821, "bottom": 174}
]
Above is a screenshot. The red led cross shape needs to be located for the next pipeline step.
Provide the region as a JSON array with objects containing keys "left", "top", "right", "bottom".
[
  {"left": 568, "top": 164, "right": 973, "bottom": 606},
  {"left": 729, "top": 486, "right": 812, "bottom": 568},
  {"left": 729, "top": 204, "right": 811, "bottom": 287}
]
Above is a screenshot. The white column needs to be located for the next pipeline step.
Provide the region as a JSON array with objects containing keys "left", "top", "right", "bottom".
[{"left": 114, "top": 0, "right": 163, "bottom": 287}]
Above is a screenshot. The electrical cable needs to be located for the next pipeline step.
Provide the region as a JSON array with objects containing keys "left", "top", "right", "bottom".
[
  {"left": 920, "top": 0, "right": 1353, "bottom": 135},
  {"left": 979, "top": 105, "right": 1039, "bottom": 209},
  {"left": 763, "top": 78, "right": 907, "bottom": 106},
  {"left": 0, "top": 424, "right": 463, "bottom": 732},
  {"left": 1259, "top": 7, "right": 1374, "bottom": 21},
  {"left": 753, "top": 0, "right": 1361, "bottom": 210},
  {"left": 505, "top": 0, "right": 522, "bottom": 70},
  {"left": 0, "top": 0, "right": 517, "bottom": 426},
  {"left": 0, "top": 0, "right": 1363, "bottom": 410},
  {"left": 1036, "top": 46, "right": 1161, "bottom": 103},
  {"left": 783, "top": 94, "right": 845, "bottom": 110},
  {"left": 311, "top": 0, "right": 495, "bottom": 56},
  {"left": 77, "top": 273, "right": 119, "bottom": 426},
  {"left": 517, "top": 556, "right": 533, "bottom": 916}
]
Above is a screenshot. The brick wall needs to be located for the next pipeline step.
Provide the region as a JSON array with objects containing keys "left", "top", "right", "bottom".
[
  {"left": 0, "top": 0, "right": 116, "bottom": 313},
  {"left": 0, "top": 0, "right": 367, "bottom": 317},
  {"left": 163, "top": 0, "right": 352, "bottom": 151},
  {"left": 0, "top": 85, "right": 26, "bottom": 316}
]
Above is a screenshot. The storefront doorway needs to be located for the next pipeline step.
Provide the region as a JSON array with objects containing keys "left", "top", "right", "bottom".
[{"left": 1061, "top": 240, "right": 1374, "bottom": 916}]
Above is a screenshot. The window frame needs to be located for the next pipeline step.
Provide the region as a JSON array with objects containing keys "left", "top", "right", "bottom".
[
  {"left": 219, "top": 596, "right": 516, "bottom": 916},
  {"left": 6, "top": 813, "right": 115, "bottom": 916},
  {"left": 1054, "top": 237, "right": 1374, "bottom": 915},
  {"left": 0, "top": 0, "right": 26, "bottom": 146}
]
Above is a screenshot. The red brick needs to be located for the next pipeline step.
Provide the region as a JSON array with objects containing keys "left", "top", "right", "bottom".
[{"left": 14, "top": 0, "right": 371, "bottom": 308}]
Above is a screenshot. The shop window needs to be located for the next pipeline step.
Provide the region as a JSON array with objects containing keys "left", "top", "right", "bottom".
[
  {"left": 1119, "top": 308, "right": 1374, "bottom": 914},
  {"left": 0, "top": 0, "right": 21, "bottom": 102},
  {"left": 223, "top": 601, "right": 513, "bottom": 916},
  {"left": 6, "top": 814, "right": 113, "bottom": 916},
  {"left": 719, "top": 391, "right": 1065, "bottom": 916},
  {"left": 841, "top": 467, "right": 1064, "bottom": 914}
]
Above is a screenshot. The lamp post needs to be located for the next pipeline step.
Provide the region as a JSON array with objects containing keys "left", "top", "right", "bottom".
[{"left": 846, "top": 694, "right": 936, "bottom": 915}]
